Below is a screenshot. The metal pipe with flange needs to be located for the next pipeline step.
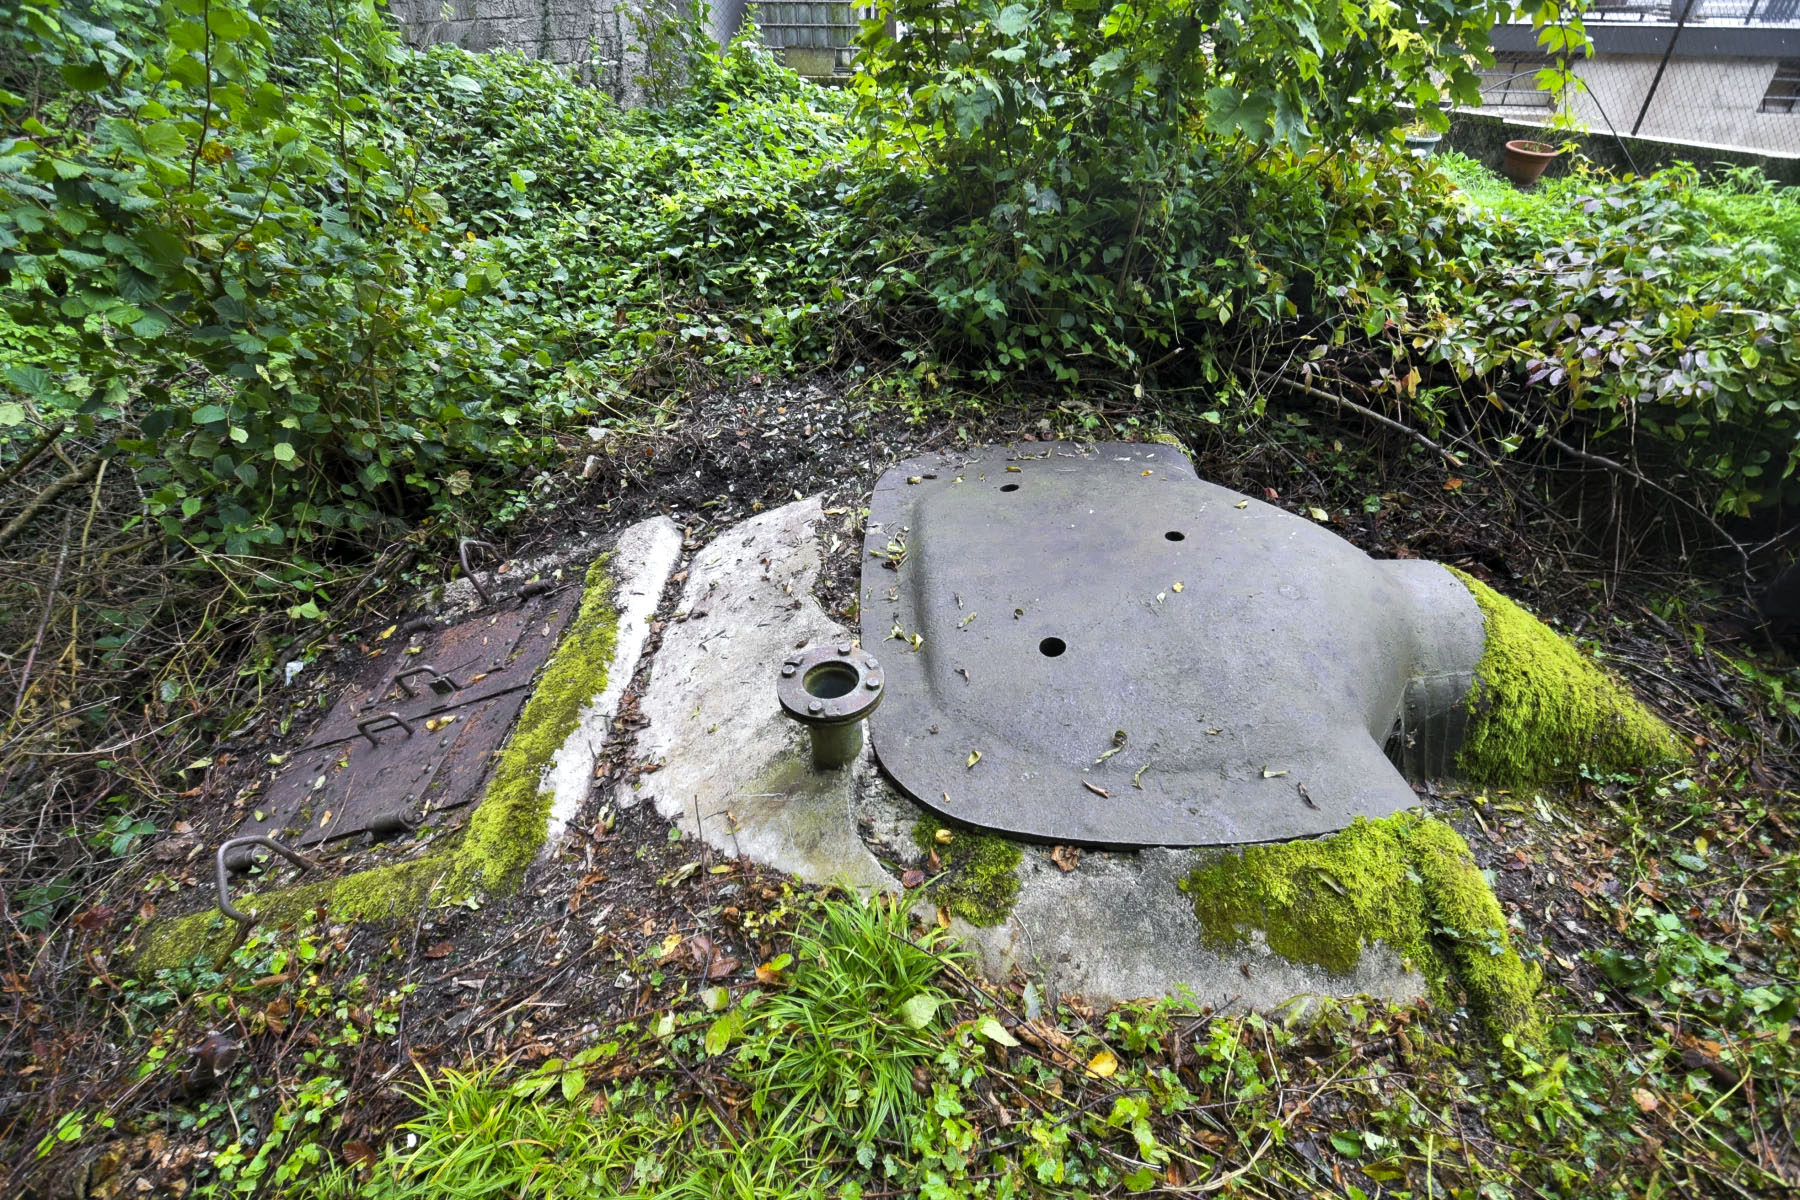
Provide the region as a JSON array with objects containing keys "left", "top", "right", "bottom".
[{"left": 776, "top": 643, "right": 884, "bottom": 769}]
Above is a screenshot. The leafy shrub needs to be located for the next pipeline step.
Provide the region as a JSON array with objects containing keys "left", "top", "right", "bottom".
[
  {"left": 1422, "top": 159, "right": 1800, "bottom": 515},
  {"left": 845, "top": 0, "right": 1520, "bottom": 382}
]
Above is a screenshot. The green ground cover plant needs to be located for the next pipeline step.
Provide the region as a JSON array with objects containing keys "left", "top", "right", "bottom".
[{"left": 6, "top": 5, "right": 1800, "bottom": 1198}]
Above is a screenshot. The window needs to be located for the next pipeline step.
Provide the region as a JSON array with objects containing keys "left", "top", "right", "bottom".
[
  {"left": 1478, "top": 57, "right": 1554, "bottom": 109},
  {"left": 1760, "top": 61, "right": 1800, "bottom": 114}
]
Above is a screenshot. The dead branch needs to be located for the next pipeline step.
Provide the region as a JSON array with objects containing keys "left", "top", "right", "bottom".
[
  {"left": 1238, "top": 365, "right": 1467, "bottom": 471},
  {"left": 0, "top": 457, "right": 100, "bottom": 551},
  {"left": 0, "top": 424, "right": 66, "bottom": 495}
]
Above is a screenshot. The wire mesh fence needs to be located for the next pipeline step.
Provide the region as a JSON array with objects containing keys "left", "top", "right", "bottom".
[{"left": 1476, "top": 1, "right": 1800, "bottom": 157}]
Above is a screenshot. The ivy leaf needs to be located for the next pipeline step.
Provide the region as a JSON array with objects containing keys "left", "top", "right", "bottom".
[
  {"left": 993, "top": 4, "right": 1033, "bottom": 36},
  {"left": 1201, "top": 87, "right": 1273, "bottom": 141},
  {"left": 1121, "top": 1168, "right": 1158, "bottom": 1193}
]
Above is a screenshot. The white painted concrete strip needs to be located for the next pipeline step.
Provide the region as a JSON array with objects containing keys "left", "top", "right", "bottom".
[{"left": 540, "top": 515, "right": 683, "bottom": 853}]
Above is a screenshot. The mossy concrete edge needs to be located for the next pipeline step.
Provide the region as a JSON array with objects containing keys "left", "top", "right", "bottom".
[
  {"left": 130, "top": 555, "right": 621, "bottom": 972},
  {"left": 1449, "top": 569, "right": 1679, "bottom": 786},
  {"left": 911, "top": 814, "right": 1022, "bottom": 927},
  {"left": 1180, "top": 812, "right": 1543, "bottom": 1046}
]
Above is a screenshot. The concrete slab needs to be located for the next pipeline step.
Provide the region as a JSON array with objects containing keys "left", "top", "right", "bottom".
[
  {"left": 542, "top": 516, "right": 684, "bottom": 851},
  {"left": 954, "top": 845, "right": 1427, "bottom": 1012},
  {"left": 628, "top": 498, "right": 895, "bottom": 893},
  {"left": 624, "top": 496, "right": 1425, "bottom": 1012}
]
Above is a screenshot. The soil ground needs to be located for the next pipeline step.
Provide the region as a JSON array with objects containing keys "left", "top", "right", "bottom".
[{"left": 10, "top": 371, "right": 1797, "bottom": 1195}]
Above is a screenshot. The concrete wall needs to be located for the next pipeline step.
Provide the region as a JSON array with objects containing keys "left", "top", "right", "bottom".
[
  {"left": 1444, "top": 107, "right": 1800, "bottom": 185},
  {"left": 1487, "top": 21, "right": 1800, "bottom": 156},
  {"left": 1487, "top": 58, "right": 1800, "bottom": 154}
]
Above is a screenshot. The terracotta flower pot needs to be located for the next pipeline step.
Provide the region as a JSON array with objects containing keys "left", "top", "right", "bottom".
[{"left": 1502, "top": 139, "right": 1560, "bottom": 187}]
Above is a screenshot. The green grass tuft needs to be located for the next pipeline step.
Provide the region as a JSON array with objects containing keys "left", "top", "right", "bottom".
[{"left": 735, "top": 894, "right": 963, "bottom": 1153}]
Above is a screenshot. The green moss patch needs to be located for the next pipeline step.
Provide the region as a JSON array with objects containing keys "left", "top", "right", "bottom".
[
  {"left": 1180, "top": 813, "right": 1542, "bottom": 1044},
  {"left": 1451, "top": 570, "right": 1677, "bottom": 786},
  {"left": 133, "top": 557, "right": 620, "bottom": 971},
  {"left": 911, "top": 815, "right": 1022, "bottom": 927}
]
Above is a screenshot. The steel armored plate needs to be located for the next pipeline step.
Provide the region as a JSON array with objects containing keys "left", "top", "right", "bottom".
[
  {"left": 859, "top": 442, "right": 1483, "bottom": 847},
  {"left": 236, "top": 586, "right": 579, "bottom": 849}
]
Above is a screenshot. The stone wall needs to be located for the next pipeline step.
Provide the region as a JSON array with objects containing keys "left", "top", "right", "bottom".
[{"left": 387, "top": 1, "right": 750, "bottom": 94}]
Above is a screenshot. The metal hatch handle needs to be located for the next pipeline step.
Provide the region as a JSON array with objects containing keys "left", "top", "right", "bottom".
[
  {"left": 459, "top": 537, "right": 499, "bottom": 606},
  {"left": 214, "top": 836, "right": 320, "bottom": 927},
  {"left": 394, "top": 663, "right": 460, "bottom": 699},
  {"left": 356, "top": 711, "right": 415, "bottom": 746}
]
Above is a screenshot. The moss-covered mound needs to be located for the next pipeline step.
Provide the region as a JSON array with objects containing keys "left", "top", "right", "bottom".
[
  {"left": 911, "top": 815, "right": 1022, "bottom": 927},
  {"left": 1180, "top": 813, "right": 1541, "bottom": 1044},
  {"left": 132, "top": 556, "right": 619, "bottom": 970},
  {"left": 1451, "top": 570, "right": 1678, "bottom": 786}
]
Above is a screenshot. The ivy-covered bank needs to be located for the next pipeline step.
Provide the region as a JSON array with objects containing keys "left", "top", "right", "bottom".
[
  {"left": 1451, "top": 571, "right": 1678, "bottom": 786},
  {"left": 131, "top": 557, "right": 619, "bottom": 970},
  {"left": 1180, "top": 813, "right": 1542, "bottom": 1045}
]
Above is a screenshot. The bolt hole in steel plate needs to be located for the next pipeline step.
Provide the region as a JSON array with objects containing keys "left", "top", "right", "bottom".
[{"left": 859, "top": 442, "right": 1485, "bottom": 848}]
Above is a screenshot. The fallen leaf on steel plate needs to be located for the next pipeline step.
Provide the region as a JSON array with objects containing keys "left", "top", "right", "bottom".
[
  {"left": 423, "top": 941, "right": 454, "bottom": 959},
  {"left": 1262, "top": 766, "right": 1289, "bottom": 779},
  {"left": 1297, "top": 782, "right": 1317, "bottom": 809},
  {"left": 1005, "top": 465, "right": 1022, "bottom": 473},
  {"left": 1095, "top": 729, "right": 1128, "bottom": 763},
  {"left": 1085, "top": 1049, "right": 1118, "bottom": 1078},
  {"left": 1050, "top": 845, "right": 1081, "bottom": 872},
  {"left": 1235, "top": 499, "right": 1249, "bottom": 509},
  {"left": 901, "top": 868, "right": 926, "bottom": 888},
  {"left": 1133, "top": 763, "right": 1149, "bottom": 789},
  {"left": 967, "top": 750, "right": 982, "bottom": 769},
  {"left": 1082, "top": 781, "right": 1110, "bottom": 798},
  {"left": 1171, "top": 581, "right": 1184, "bottom": 593}
]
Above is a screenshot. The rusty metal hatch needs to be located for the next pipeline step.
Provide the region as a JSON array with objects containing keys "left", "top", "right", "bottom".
[{"left": 235, "top": 587, "right": 579, "bottom": 853}]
